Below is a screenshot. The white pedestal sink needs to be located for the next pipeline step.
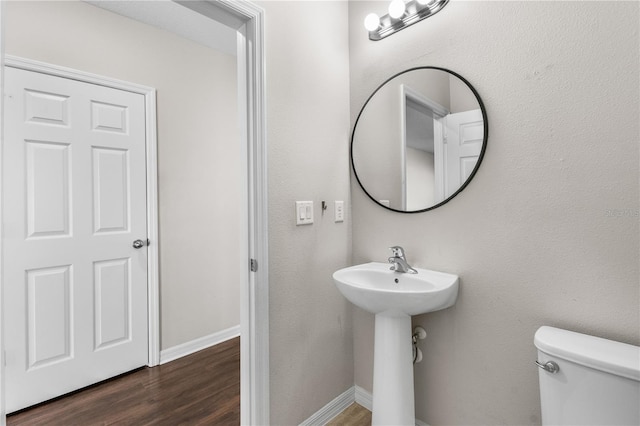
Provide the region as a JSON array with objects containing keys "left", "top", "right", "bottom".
[{"left": 333, "top": 262, "right": 459, "bottom": 426}]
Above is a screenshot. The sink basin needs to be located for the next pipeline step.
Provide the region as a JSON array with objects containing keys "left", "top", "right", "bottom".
[
  {"left": 333, "top": 262, "right": 459, "bottom": 316},
  {"left": 333, "top": 261, "right": 459, "bottom": 425}
]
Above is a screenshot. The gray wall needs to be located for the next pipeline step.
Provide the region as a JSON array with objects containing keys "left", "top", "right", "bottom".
[
  {"left": 349, "top": 1, "right": 639, "bottom": 424},
  {"left": 259, "top": 1, "right": 354, "bottom": 424},
  {"left": 5, "top": 1, "right": 242, "bottom": 350}
]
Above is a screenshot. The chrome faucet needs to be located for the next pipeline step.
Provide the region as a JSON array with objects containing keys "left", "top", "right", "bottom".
[{"left": 388, "top": 246, "right": 417, "bottom": 274}]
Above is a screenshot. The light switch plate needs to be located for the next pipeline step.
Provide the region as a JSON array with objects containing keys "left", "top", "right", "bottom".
[
  {"left": 295, "top": 201, "right": 313, "bottom": 225},
  {"left": 335, "top": 201, "right": 344, "bottom": 222}
]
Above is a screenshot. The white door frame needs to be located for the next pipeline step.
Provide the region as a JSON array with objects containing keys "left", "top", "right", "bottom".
[
  {"left": 399, "top": 84, "right": 449, "bottom": 208},
  {"left": 0, "top": 1, "right": 269, "bottom": 425}
]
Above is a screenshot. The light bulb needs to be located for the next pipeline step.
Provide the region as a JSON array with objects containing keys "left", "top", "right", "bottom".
[
  {"left": 364, "top": 13, "right": 381, "bottom": 31},
  {"left": 388, "top": 0, "right": 406, "bottom": 19}
]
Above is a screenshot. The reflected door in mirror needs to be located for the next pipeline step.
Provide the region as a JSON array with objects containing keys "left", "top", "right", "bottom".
[{"left": 351, "top": 67, "right": 487, "bottom": 213}]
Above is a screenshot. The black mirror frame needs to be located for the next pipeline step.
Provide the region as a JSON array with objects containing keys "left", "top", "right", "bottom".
[{"left": 350, "top": 66, "right": 489, "bottom": 213}]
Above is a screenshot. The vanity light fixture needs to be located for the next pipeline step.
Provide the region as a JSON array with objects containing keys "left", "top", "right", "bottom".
[
  {"left": 388, "top": 0, "right": 407, "bottom": 19},
  {"left": 364, "top": 0, "right": 449, "bottom": 41}
]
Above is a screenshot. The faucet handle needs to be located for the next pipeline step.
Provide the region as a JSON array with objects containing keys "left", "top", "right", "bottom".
[{"left": 389, "top": 246, "right": 405, "bottom": 257}]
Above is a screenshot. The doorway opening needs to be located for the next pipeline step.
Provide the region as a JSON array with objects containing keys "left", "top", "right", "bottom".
[
  {"left": 0, "top": 1, "right": 268, "bottom": 424},
  {"left": 401, "top": 84, "right": 448, "bottom": 210},
  {"left": 401, "top": 83, "right": 484, "bottom": 211}
]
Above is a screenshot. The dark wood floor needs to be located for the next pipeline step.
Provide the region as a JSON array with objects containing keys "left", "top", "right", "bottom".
[{"left": 7, "top": 337, "right": 240, "bottom": 425}]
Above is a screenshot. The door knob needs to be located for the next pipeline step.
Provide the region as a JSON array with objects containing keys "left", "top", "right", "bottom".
[{"left": 133, "top": 239, "right": 145, "bottom": 249}]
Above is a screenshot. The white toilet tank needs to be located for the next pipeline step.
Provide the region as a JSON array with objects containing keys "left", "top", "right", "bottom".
[{"left": 534, "top": 326, "right": 640, "bottom": 425}]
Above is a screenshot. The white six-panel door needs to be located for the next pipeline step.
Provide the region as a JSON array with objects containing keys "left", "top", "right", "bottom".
[
  {"left": 444, "top": 109, "right": 484, "bottom": 199},
  {"left": 3, "top": 67, "right": 148, "bottom": 412}
]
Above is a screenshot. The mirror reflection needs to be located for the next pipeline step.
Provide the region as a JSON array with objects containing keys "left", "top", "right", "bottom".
[{"left": 351, "top": 67, "right": 487, "bottom": 212}]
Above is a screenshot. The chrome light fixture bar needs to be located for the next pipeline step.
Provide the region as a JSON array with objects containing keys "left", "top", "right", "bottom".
[{"left": 365, "top": 0, "right": 449, "bottom": 41}]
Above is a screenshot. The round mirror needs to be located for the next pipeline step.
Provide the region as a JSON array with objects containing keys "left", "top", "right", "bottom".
[{"left": 351, "top": 67, "right": 488, "bottom": 213}]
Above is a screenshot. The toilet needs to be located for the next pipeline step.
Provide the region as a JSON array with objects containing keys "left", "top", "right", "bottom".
[{"left": 534, "top": 326, "right": 640, "bottom": 425}]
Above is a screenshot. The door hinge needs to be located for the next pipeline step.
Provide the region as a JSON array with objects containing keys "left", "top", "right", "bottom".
[{"left": 250, "top": 258, "right": 258, "bottom": 272}]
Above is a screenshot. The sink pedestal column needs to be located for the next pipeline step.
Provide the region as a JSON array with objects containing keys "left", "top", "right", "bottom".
[{"left": 372, "top": 313, "right": 415, "bottom": 426}]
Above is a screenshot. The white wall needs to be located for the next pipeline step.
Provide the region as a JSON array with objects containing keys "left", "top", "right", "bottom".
[
  {"left": 406, "top": 147, "right": 435, "bottom": 210},
  {"left": 5, "top": 1, "right": 241, "bottom": 350},
  {"left": 350, "top": 1, "right": 639, "bottom": 424},
  {"left": 257, "top": 1, "right": 353, "bottom": 424},
  {"left": 449, "top": 74, "right": 479, "bottom": 113}
]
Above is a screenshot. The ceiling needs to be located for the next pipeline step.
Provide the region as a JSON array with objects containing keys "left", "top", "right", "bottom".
[{"left": 87, "top": 1, "right": 237, "bottom": 56}]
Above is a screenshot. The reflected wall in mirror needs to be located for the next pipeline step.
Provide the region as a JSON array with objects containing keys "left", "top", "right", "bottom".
[{"left": 351, "top": 67, "right": 488, "bottom": 213}]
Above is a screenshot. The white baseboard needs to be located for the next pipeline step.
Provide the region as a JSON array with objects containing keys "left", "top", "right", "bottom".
[
  {"left": 159, "top": 325, "right": 240, "bottom": 365},
  {"left": 354, "top": 385, "right": 372, "bottom": 411},
  {"left": 299, "top": 385, "right": 429, "bottom": 426},
  {"left": 299, "top": 386, "right": 355, "bottom": 426}
]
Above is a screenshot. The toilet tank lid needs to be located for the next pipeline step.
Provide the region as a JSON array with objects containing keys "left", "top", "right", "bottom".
[{"left": 534, "top": 326, "right": 640, "bottom": 382}]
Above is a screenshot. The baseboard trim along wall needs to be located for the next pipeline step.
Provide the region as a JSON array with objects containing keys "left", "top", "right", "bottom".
[
  {"left": 299, "top": 386, "right": 355, "bottom": 426},
  {"left": 159, "top": 325, "right": 241, "bottom": 365},
  {"left": 299, "top": 385, "right": 429, "bottom": 426},
  {"left": 354, "top": 385, "right": 372, "bottom": 411}
]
